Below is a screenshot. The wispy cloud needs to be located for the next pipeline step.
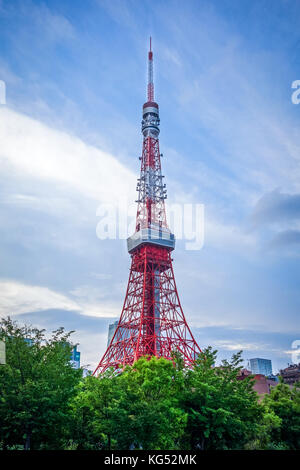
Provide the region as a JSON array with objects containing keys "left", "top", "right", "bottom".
[
  {"left": 214, "top": 340, "right": 262, "bottom": 351},
  {"left": 0, "top": 107, "right": 135, "bottom": 204},
  {"left": 269, "top": 230, "right": 300, "bottom": 249},
  {"left": 1, "top": 0, "right": 75, "bottom": 45},
  {"left": 249, "top": 189, "right": 300, "bottom": 252},
  {"left": 0, "top": 280, "right": 120, "bottom": 319},
  {"left": 251, "top": 189, "right": 300, "bottom": 228},
  {"left": 0, "top": 280, "right": 78, "bottom": 316}
]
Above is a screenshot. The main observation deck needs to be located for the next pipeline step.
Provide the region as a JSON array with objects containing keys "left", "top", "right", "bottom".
[{"left": 127, "top": 227, "right": 175, "bottom": 254}]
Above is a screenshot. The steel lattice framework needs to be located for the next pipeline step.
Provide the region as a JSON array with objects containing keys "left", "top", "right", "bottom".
[{"left": 93, "top": 39, "right": 201, "bottom": 376}]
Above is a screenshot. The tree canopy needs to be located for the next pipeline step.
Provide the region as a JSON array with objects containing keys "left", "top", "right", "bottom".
[
  {"left": 1, "top": 317, "right": 299, "bottom": 450},
  {"left": 0, "top": 317, "right": 82, "bottom": 450}
]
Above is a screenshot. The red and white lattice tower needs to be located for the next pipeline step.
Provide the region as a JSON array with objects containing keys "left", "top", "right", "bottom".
[{"left": 93, "top": 39, "right": 201, "bottom": 376}]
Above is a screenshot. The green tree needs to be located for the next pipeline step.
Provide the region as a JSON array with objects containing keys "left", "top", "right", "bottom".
[
  {"left": 244, "top": 408, "right": 285, "bottom": 450},
  {"left": 261, "top": 380, "right": 300, "bottom": 449},
  {"left": 113, "top": 356, "right": 187, "bottom": 450},
  {"left": 179, "top": 347, "right": 263, "bottom": 450},
  {"left": 70, "top": 356, "right": 187, "bottom": 450},
  {"left": 69, "top": 370, "right": 120, "bottom": 449},
  {"left": 4, "top": 315, "right": 297, "bottom": 452},
  {"left": 0, "top": 317, "right": 82, "bottom": 450}
]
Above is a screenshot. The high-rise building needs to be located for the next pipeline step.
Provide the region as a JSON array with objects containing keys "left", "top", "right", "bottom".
[
  {"left": 107, "top": 321, "right": 118, "bottom": 347},
  {"left": 70, "top": 345, "right": 81, "bottom": 369},
  {"left": 107, "top": 320, "right": 131, "bottom": 348},
  {"left": 249, "top": 358, "right": 272, "bottom": 376},
  {"left": 93, "top": 39, "right": 201, "bottom": 376}
]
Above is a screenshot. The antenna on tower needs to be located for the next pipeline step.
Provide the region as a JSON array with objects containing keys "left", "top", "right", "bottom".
[{"left": 147, "top": 36, "right": 154, "bottom": 102}]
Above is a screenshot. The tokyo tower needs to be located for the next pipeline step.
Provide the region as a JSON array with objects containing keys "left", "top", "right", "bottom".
[{"left": 93, "top": 39, "right": 201, "bottom": 376}]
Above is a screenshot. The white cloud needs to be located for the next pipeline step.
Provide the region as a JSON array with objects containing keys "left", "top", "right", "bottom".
[
  {"left": 90, "top": 272, "right": 113, "bottom": 281},
  {"left": 72, "top": 330, "right": 108, "bottom": 370},
  {"left": 214, "top": 340, "right": 262, "bottom": 351},
  {"left": 0, "top": 280, "right": 78, "bottom": 316},
  {"left": 69, "top": 284, "right": 121, "bottom": 318},
  {"left": 205, "top": 216, "right": 257, "bottom": 251},
  {"left": 34, "top": 4, "right": 75, "bottom": 42},
  {"left": 0, "top": 280, "right": 120, "bottom": 319},
  {"left": 0, "top": 107, "right": 136, "bottom": 205},
  {"left": 161, "top": 46, "right": 182, "bottom": 67},
  {"left": 0, "top": 107, "right": 257, "bottom": 255}
]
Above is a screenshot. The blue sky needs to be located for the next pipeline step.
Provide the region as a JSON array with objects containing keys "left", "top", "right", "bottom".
[{"left": 0, "top": 0, "right": 300, "bottom": 372}]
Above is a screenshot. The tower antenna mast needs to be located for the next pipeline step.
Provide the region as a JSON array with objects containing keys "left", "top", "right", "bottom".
[{"left": 148, "top": 36, "right": 154, "bottom": 102}]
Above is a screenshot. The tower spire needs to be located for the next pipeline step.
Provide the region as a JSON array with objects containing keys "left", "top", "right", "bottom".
[{"left": 147, "top": 36, "right": 154, "bottom": 102}]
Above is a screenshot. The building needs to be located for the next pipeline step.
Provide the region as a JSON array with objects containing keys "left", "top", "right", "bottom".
[
  {"left": 106, "top": 320, "right": 131, "bottom": 351},
  {"left": 249, "top": 358, "right": 272, "bottom": 376},
  {"left": 82, "top": 368, "right": 92, "bottom": 378},
  {"left": 237, "top": 368, "right": 277, "bottom": 395},
  {"left": 3, "top": 336, "right": 82, "bottom": 370},
  {"left": 70, "top": 345, "right": 81, "bottom": 369},
  {"left": 280, "top": 363, "right": 300, "bottom": 386},
  {"left": 107, "top": 321, "right": 119, "bottom": 347},
  {"left": 253, "top": 374, "right": 277, "bottom": 395},
  {"left": 24, "top": 338, "right": 33, "bottom": 346},
  {"left": 266, "top": 374, "right": 279, "bottom": 384}
]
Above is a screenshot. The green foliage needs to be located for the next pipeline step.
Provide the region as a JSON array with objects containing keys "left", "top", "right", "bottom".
[
  {"left": 179, "top": 347, "right": 263, "bottom": 450},
  {"left": 0, "top": 317, "right": 82, "bottom": 450},
  {"left": 111, "top": 356, "right": 187, "bottom": 449},
  {"left": 1, "top": 317, "right": 299, "bottom": 450},
  {"left": 70, "top": 356, "right": 186, "bottom": 450},
  {"left": 69, "top": 371, "right": 120, "bottom": 449},
  {"left": 244, "top": 410, "right": 287, "bottom": 450},
  {"left": 260, "top": 381, "right": 300, "bottom": 450}
]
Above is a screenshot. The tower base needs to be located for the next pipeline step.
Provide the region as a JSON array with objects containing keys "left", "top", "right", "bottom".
[{"left": 93, "top": 244, "right": 200, "bottom": 376}]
